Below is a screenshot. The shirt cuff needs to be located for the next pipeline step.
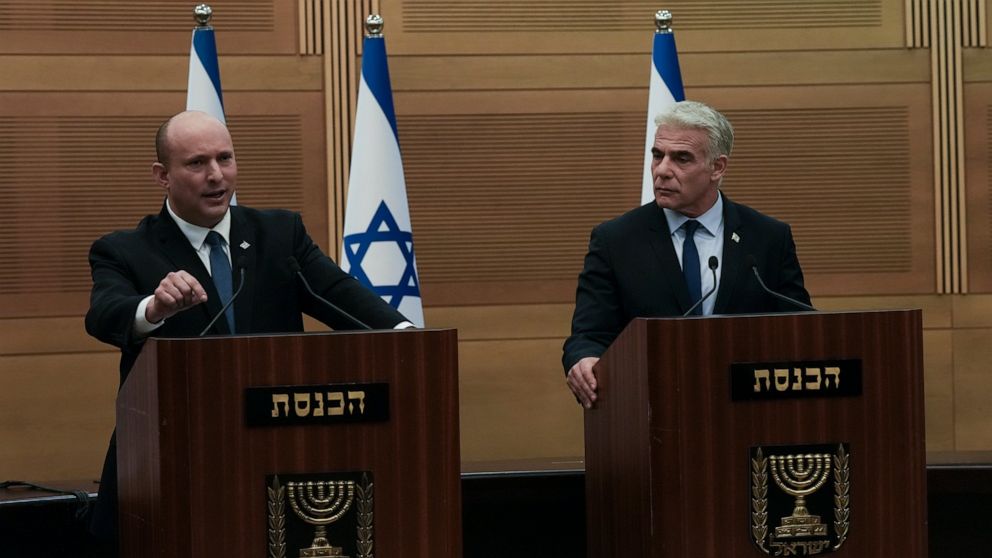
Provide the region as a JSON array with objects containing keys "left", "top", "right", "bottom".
[
  {"left": 133, "top": 295, "right": 166, "bottom": 337},
  {"left": 393, "top": 321, "right": 417, "bottom": 330}
]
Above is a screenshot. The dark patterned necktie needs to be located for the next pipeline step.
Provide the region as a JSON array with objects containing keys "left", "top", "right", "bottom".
[
  {"left": 205, "top": 231, "right": 235, "bottom": 332},
  {"left": 682, "top": 220, "right": 702, "bottom": 316}
]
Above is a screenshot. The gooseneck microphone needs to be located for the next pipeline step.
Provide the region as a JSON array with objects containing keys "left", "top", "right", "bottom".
[
  {"left": 287, "top": 257, "right": 372, "bottom": 330},
  {"left": 683, "top": 256, "right": 720, "bottom": 317},
  {"left": 746, "top": 255, "right": 815, "bottom": 311},
  {"left": 199, "top": 256, "right": 247, "bottom": 336}
]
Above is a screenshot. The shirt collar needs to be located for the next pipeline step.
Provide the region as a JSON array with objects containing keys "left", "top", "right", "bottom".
[
  {"left": 165, "top": 199, "right": 232, "bottom": 250},
  {"left": 664, "top": 191, "right": 724, "bottom": 236}
]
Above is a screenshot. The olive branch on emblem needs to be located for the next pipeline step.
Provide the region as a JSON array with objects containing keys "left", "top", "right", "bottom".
[
  {"left": 267, "top": 476, "right": 287, "bottom": 558},
  {"left": 751, "top": 447, "right": 770, "bottom": 554},
  {"left": 356, "top": 473, "right": 374, "bottom": 558},
  {"left": 833, "top": 444, "right": 851, "bottom": 550}
]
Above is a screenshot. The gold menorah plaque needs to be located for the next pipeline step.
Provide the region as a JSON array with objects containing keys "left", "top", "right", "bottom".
[
  {"left": 287, "top": 480, "right": 355, "bottom": 557},
  {"left": 768, "top": 453, "right": 831, "bottom": 538},
  {"left": 267, "top": 473, "right": 374, "bottom": 558},
  {"left": 749, "top": 444, "right": 850, "bottom": 556}
]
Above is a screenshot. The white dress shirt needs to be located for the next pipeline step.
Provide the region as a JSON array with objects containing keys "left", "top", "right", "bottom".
[{"left": 662, "top": 192, "right": 725, "bottom": 316}]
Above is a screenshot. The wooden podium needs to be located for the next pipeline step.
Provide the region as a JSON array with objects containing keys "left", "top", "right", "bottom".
[
  {"left": 116, "top": 329, "right": 461, "bottom": 558},
  {"left": 585, "top": 310, "right": 927, "bottom": 557}
]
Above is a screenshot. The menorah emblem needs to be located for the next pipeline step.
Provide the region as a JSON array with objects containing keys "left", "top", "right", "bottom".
[
  {"left": 768, "top": 453, "right": 832, "bottom": 538},
  {"left": 286, "top": 480, "right": 356, "bottom": 558}
]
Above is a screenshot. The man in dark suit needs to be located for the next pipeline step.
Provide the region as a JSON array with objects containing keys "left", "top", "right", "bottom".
[
  {"left": 563, "top": 100, "right": 810, "bottom": 408},
  {"left": 84, "top": 110, "right": 410, "bottom": 544}
]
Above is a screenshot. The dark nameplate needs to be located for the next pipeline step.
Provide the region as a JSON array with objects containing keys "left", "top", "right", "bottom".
[
  {"left": 246, "top": 382, "right": 389, "bottom": 427},
  {"left": 731, "top": 359, "right": 862, "bottom": 401}
]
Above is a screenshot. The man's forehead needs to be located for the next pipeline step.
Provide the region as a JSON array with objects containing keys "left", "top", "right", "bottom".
[
  {"left": 654, "top": 125, "right": 707, "bottom": 149},
  {"left": 166, "top": 116, "right": 233, "bottom": 154}
]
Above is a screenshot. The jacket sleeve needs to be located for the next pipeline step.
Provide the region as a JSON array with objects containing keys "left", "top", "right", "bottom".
[
  {"left": 84, "top": 235, "right": 146, "bottom": 350},
  {"left": 291, "top": 214, "right": 408, "bottom": 330},
  {"left": 773, "top": 224, "right": 812, "bottom": 310},
  {"left": 562, "top": 224, "right": 625, "bottom": 373}
]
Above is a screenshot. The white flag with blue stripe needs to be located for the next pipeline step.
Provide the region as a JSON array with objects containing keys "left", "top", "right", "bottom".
[
  {"left": 186, "top": 25, "right": 225, "bottom": 123},
  {"left": 641, "top": 26, "right": 686, "bottom": 205},
  {"left": 186, "top": 22, "right": 236, "bottom": 205},
  {"left": 341, "top": 31, "right": 424, "bottom": 327}
]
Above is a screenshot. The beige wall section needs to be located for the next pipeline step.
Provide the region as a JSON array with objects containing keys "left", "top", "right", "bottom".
[
  {"left": 0, "top": 351, "right": 117, "bottom": 482},
  {"left": 3, "top": 0, "right": 992, "bottom": 481}
]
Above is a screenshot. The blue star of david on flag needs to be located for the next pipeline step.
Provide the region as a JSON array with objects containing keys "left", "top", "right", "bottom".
[
  {"left": 343, "top": 201, "right": 421, "bottom": 309},
  {"left": 341, "top": 23, "right": 424, "bottom": 326}
]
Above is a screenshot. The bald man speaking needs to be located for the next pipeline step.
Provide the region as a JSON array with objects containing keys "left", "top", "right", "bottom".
[{"left": 84, "top": 111, "right": 410, "bottom": 547}]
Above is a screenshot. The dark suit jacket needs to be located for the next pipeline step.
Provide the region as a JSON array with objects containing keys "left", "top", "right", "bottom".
[
  {"left": 84, "top": 203, "right": 407, "bottom": 541},
  {"left": 562, "top": 195, "right": 811, "bottom": 372}
]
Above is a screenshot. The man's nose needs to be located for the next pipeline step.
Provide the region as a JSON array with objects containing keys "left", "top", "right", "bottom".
[
  {"left": 206, "top": 160, "right": 222, "bottom": 181},
  {"left": 652, "top": 156, "right": 673, "bottom": 179}
]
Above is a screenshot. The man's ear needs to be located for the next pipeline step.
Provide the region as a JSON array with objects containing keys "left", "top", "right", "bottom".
[
  {"left": 710, "top": 154, "right": 729, "bottom": 182},
  {"left": 152, "top": 162, "right": 169, "bottom": 191}
]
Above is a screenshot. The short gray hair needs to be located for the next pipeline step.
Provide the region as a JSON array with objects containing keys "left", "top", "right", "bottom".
[{"left": 654, "top": 101, "right": 734, "bottom": 162}]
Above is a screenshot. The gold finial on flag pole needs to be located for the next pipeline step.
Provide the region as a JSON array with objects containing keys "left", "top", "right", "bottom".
[
  {"left": 193, "top": 3, "right": 213, "bottom": 28},
  {"left": 655, "top": 10, "right": 673, "bottom": 34},
  {"left": 365, "top": 14, "right": 384, "bottom": 38}
]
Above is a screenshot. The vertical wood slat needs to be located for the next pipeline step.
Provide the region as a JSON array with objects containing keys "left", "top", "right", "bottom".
[
  {"left": 961, "top": 0, "right": 989, "bottom": 47},
  {"left": 921, "top": 0, "right": 974, "bottom": 293},
  {"left": 908, "top": 0, "right": 930, "bottom": 47},
  {"left": 323, "top": 0, "right": 373, "bottom": 254},
  {"left": 975, "top": 0, "right": 989, "bottom": 48},
  {"left": 948, "top": 0, "right": 959, "bottom": 292},
  {"left": 906, "top": 0, "right": 913, "bottom": 46},
  {"left": 298, "top": 0, "right": 324, "bottom": 55},
  {"left": 298, "top": 0, "right": 306, "bottom": 54},
  {"left": 930, "top": 0, "right": 946, "bottom": 291},
  {"left": 954, "top": 0, "right": 968, "bottom": 291}
]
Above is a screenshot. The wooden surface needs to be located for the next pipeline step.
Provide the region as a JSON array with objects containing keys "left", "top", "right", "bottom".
[
  {"left": 117, "top": 329, "right": 462, "bottom": 558},
  {"left": 586, "top": 311, "right": 927, "bottom": 558}
]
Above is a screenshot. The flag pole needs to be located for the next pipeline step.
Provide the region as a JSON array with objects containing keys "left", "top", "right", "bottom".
[
  {"left": 340, "top": 14, "right": 425, "bottom": 327},
  {"left": 641, "top": 9, "right": 686, "bottom": 205}
]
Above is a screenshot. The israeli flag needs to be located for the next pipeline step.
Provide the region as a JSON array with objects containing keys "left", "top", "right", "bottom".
[
  {"left": 186, "top": 25, "right": 225, "bottom": 123},
  {"left": 341, "top": 33, "right": 424, "bottom": 327},
  {"left": 641, "top": 29, "right": 686, "bottom": 205}
]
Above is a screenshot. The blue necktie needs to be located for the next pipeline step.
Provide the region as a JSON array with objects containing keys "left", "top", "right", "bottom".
[
  {"left": 205, "top": 231, "right": 235, "bottom": 333},
  {"left": 682, "top": 220, "right": 702, "bottom": 316}
]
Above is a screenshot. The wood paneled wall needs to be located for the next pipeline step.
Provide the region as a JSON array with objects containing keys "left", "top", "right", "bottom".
[{"left": 2, "top": 0, "right": 992, "bottom": 482}]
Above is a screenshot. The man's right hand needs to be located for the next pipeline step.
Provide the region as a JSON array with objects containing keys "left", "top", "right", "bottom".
[
  {"left": 566, "top": 356, "right": 600, "bottom": 409},
  {"left": 145, "top": 271, "right": 208, "bottom": 323}
]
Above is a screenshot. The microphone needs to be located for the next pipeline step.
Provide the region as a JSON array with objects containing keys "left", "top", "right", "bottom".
[
  {"left": 683, "top": 256, "right": 719, "bottom": 317},
  {"left": 746, "top": 255, "right": 815, "bottom": 311},
  {"left": 199, "top": 256, "right": 247, "bottom": 336},
  {"left": 287, "top": 257, "right": 372, "bottom": 330}
]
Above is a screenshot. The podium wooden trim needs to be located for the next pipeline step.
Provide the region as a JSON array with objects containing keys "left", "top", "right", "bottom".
[
  {"left": 116, "top": 328, "right": 461, "bottom": 558},
  {"left": 585, "top": 310, "right": 927, "bottom": 557}
]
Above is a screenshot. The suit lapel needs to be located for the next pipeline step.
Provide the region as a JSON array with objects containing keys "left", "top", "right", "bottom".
[
  {"left": 644, "top": 204, "right": 693, "bottom": 314},
  {"left": 229, "top": 207, "right": 256, "bottom": 334},
  {"left": 152, "top": 203, "right": 227, "bottom": 332},
  {"left": 714, "top": 196, "right": 743, "bottom": 314}
]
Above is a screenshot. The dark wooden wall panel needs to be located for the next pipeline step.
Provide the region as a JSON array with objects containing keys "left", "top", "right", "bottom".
[
  {"left": 401, "top": 0, "right": 884, "bottom": 31},
  {"left": 965, "top": 83, "right": 992, "bottom": 291},
  {"left": 0, "top": 0, "right": 296, "bottom": 54},
  {"left": 402, "top": 111, "right": 640, "bottom": 305},
  {"left": 0, "top": 92, "right": 326, "bottom": 319},
  {"left": 400, "top": 83, "right": 934, "bottom": 306},
  {"left": 383, "top": 0, "right": 904, "bottom": 54}
]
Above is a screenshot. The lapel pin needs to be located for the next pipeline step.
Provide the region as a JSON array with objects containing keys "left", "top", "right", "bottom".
[
  {"left": 240, "top": 241, "right": 251, "bottom": 250},
  {"left": 731, "top": 232, "right": 740, "bottom": 244}
]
